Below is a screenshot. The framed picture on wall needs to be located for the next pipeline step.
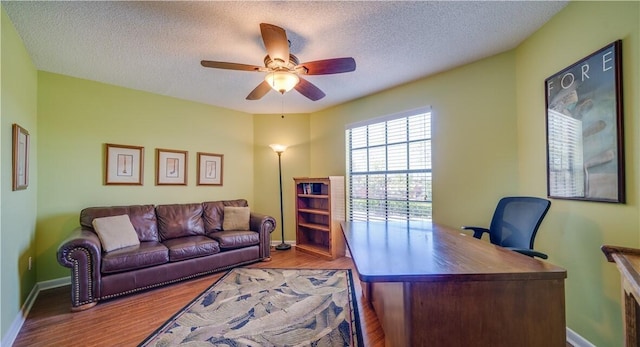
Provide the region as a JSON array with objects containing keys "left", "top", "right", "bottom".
[
  {"left": 544, "top": 40, "right": 625, "bottom": 203},
  {"left": 105, "top": 143, "right": 144, "bottom": 185},
  {"left": 12, "top": 123, "right": 30, "bottom": 191},
  {"left": 197, "top": 152, "right": 223, "bottom": 186},
  {"left": 156, "top": 148, "right": 188, "bottom": 185}
]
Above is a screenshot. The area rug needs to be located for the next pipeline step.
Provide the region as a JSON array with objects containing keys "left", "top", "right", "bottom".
[{"left": 139, "top": 268, "right": 363, "bottom": 346}]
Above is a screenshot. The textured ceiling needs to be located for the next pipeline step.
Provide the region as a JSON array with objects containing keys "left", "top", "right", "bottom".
[{"left": 3, "top": 1, "right": 567, "bottom": 114}]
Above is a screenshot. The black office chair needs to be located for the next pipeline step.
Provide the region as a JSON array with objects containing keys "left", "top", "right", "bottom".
[{"left": 462, "top": 196, "right": 551, "bottom": 259}]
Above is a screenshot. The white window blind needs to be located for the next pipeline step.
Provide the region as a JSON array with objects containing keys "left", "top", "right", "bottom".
[
  {"left": 346, "top": 108, "right": 432, "bottom": 221},
  {"left": 547, "top": 109, "right": 584, "bottom": 197}
]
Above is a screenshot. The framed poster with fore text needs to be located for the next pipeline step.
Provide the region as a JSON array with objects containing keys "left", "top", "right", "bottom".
[{"left": 545, "top": 40, "right": 624, "bottom": 203}]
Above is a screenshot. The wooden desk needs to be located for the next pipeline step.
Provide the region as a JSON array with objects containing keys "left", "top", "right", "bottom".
[
  {"left": 602, "top": 245, "right": 640, "bottom": 347},
  {"left": 342, "top": 221, "right": 567, "bottom": 347}
]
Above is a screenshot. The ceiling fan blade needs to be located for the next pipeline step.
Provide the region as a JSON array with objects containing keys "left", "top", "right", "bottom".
[
  {"left": 296, "top": 57, "right": 356, "bottom": 75},
  {"left": 201, "top": 60, "right": 265, "bottom": 72},
  {"left": 295, "top": 77, "right": 326, "bottom": 101},
  {"left": 260, "top": 23, "right": 289, "bottom": 66},
  {"left": 246, "top": 80, "right": 272, "bottom": 100}
]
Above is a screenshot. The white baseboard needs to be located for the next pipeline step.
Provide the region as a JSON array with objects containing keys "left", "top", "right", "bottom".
[
  {"left": 39, "top": 276, "right": 71, "bottom": 290},
  {"left": 567, "top": 327, "right": 596, "bottom": 347},
  {"left": 1, "top": 277, "right": 70, "bottom": 347},
  {"left": 2, "top": 283, "right": 39, "bottom": 347}
]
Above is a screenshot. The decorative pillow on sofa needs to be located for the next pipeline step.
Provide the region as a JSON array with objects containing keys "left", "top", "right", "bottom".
[
  {"left": 222, "top": 206, "right": 250, "bottom": 231},
  {"left": 202, "top": 199, "right": 248, "bottom": 233},
  {"left": 92, "top": 214, "right": 140, "bottom": 252}
]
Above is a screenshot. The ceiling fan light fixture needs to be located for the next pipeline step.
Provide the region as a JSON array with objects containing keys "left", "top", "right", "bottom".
[
  {"left": 265, "top": 71, "right": 299, "bottom": 94},
  {"left": 201, "top": 23, "right": 355, "bottom": 101}
]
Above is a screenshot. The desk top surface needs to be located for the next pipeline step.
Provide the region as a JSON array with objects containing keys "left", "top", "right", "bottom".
[{"left": 341, "top": 221, "right": 567, "bottom": 283}]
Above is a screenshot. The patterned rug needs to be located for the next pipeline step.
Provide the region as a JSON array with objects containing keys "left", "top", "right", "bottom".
[{"left": 139, "top": 268, "right": 363, "bottom": 346}]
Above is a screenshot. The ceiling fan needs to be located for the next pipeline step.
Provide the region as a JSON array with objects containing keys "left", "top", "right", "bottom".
[{"left": 201, "top": 23, "right": 356, "bottom": 101}]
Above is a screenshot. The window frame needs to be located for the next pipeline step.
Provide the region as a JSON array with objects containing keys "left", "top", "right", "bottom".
[{"left": 345, "top": 107, "right": 432, "bottom": 222}]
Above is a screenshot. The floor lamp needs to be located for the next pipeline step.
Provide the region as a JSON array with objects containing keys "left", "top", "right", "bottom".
[{"left": 270, "top": 144, "right": 291, "bottom": 250}]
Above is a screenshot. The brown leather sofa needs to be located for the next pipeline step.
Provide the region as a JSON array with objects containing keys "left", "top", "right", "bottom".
[{"left": 57, "top": 199, "right": 275, "bottom": 311}]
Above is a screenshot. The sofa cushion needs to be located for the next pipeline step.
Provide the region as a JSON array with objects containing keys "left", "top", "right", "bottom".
[
  {"left": 162, "top": 235, "right": 220, "bottom": 262},
  {"left": 223, "top": 206, "right": 250, "bottom": 231},
  {"left": 101, "top": 241, "right": 169, "bottom": 274},
  {"left": 92, "top": 214, "right": 140, "bottom": 252},
  {"left": 156, "top": 203, "right": 204, "bottom": 240},
  {"left": 203, "top": 199, "right": 248, "bottom": 233},
  {"left": 80, "top": 205, "right": 159, "bottom": 242},
  {"left": 209, "top": 230, "right": 259, "bottom": 250}
]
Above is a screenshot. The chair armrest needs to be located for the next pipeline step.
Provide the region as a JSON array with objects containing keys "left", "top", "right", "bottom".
[
  {"left": 461, "top": 226, "right": 490, "bottom": 239},
  {"left": 57, "top": 227, "right": 103, "bottom": 309},
  {"left": 250, "top": 212, "right": 276, "bottom": 259},
  {"left": 506, "top": 247, "right": 548, "bottom": 259}
]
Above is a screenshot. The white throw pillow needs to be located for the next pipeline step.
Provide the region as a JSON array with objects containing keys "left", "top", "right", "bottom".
[
  {"left": 222, "top": 206, "right": 250, "bottom": 231},
  {"left": 92, "top": 214, "right": 140, "bottom": 252}
]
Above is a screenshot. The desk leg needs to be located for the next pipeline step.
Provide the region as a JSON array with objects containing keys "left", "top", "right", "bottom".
[
  {"left": 622, "top": 279, "right": 640, "bottom": 346},
  {"left": 361, "top": 281, "right": 371, "bottom": 304},
  {"left": 370, "top": 282, "right": 409, "bottom": 347}
]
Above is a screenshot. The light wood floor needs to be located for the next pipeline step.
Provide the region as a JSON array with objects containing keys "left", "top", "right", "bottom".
[
  {"left": 13, "top": 247, "right": 574, "bottom": 347},
  {"left": 12, "top": 247, "right": 385, "bottom": 347}
]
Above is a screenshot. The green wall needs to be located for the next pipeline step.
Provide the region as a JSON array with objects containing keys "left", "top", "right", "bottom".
[
  {"left": 309, "top": 50, "right": 520, "bottom": 228},
  {"left": 1, "top": 7, "right": 38, "bottom": 339},
  {"left": 253, "top": 113, "right": 311, "bottom": 243},
  {"left": 516, "top": 2, "right": 639, "bottom": 346},
  {"left": 36, "top": 72, "right": 256, "bottom": 281},
  {"left": 306, "top": 2, "right": 639, "bottom": 346}
]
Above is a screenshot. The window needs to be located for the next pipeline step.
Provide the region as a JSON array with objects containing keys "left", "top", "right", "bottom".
[
  {"left": 346, "top": 108, "right": 432, "bottom": 221},
  {"left": 547, "top": 109, "right": 584, "bottom": 197}
]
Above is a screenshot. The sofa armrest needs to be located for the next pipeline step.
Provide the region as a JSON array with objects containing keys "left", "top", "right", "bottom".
[
  {"left": 250, "top": 212, "right": 276, "bottom": 259},
  {"left": 57, "top": 227, "right": 103, "bottom": 310}
]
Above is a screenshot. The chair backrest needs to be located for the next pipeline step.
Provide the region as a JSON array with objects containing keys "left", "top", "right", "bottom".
[{"left": 488, "top": 196, "right": 551, "bottom": 249}]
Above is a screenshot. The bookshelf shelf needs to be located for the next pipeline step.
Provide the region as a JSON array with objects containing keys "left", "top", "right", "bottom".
[
  {"left": 299, "top": 222, "right": 330, "bottom": 232},
  {"left": 298, "top": 208, "right": 330, "bottom": 216},
  {"left": 298, "top": 194, "right": 329, "bottom": 199}
]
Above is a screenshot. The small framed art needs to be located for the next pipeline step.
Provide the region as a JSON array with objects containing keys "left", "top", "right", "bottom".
[
  {"left": 156, "top": 148, "right": 187, "bottom": 185},
  {"left": 12, "top": 124, "right": 30, "bottom": 191},
  {"left": 105, "top": 143, "right": 144, "bottom": 185},
  {"left": 197, "top": 152, "right": 223, "bottom": 186}
]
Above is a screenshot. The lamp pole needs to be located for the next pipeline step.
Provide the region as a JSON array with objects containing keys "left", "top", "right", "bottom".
[{"left": 270, "top": 144, "right": 291, "bottom": 250}]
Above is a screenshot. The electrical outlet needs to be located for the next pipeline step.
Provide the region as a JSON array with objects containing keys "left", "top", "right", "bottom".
[{"left": 28, "top": 257, "right": 32, "bottom": 271}]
